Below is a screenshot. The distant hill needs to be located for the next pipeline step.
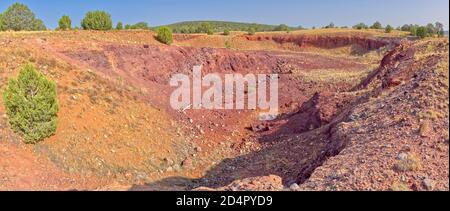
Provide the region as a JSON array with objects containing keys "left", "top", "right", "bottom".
[{"left": 154, "top": 21, "right": 296, "bottom": 33}]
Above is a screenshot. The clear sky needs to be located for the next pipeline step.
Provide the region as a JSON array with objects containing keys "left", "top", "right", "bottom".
[{"left": 1, "top": 0, "right": 449, "bottom": 29}]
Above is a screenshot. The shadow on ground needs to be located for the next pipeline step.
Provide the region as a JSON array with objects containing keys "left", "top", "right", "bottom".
[{"left": 128, "top": 113, "right": 337, "bottom": 191}]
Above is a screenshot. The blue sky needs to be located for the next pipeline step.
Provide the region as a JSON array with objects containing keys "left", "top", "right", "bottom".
[{"left": 1, "top": 0, "right": 449, "bottom": 29}]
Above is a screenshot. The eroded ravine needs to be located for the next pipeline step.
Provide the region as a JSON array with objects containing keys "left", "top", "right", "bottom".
[
  {"left": 57, "top": 33, "right": 399, "bottom": 189},
  {"left": 1, "top": 31, "right": 416, "bottom": 190}
]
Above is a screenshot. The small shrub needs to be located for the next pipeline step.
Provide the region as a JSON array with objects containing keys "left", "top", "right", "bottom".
[
  {"left": 199, "top": 23, "right": 213, "bottom": 34},
  {"left": 353, "top": 23, "right": 368, "bottom": 30},
  {"left": 419, "top": 120, "right": 432, "bottom": 137},
  {"left": 33, "top": 19, "right": 46, "bottom": 31},
  {"left": 81, "top": 10, "right": 113, "bottom": 30},
  {"left": 128, "top": 22, "right": 151, "bottom": 30},
  {"left": 206, "top": 28, "right": 214, "bottom": 35},
  {"left": 385, "top": 25, "right": 394, "bottom": 33},
  {"left": 223, "top": 29, "right": 230, "bottom": 36},
  {"left": 225, "top": 41, "right": 231, "bottom": 49},
  {"left": 416, "top": 26, "right": 428, "bottom": 39},
  {"left": 390, "top": 182, "right": 412, "bottom": 191},
  {"left": 0, "top": 14, "right": 5, "bottom": 31},
  {"left": 401, "top": 24, "right": 416, "bottom": 32},
  {"left": 156, "top": 27, "right": 173, "bottom": 45},
  {"left": 116, "top": 22, "right": 123, "bottom": 30},
  {"left": 58, "top": 15, "right": 72, "bottom": 30},
  {"left": 408, "top": 25, "right": 419, "bottom": 36},
  {"left": 425, "top": 23, "right": 437, "bottom": 36},
  {"left": 275, "top": 24, "right": 290, "bottom": 31},
  {"left": 435, "top": 22, "right": 445, "bottom": 37},
  {"left": 370, "top": 21, "right": 383, "bottom": 29},
  {"left": 248, "top": 27, "right": 256, "bottom": 35},
  {"left": 2, "top": 64, "right": 59, "bottom": 144},
  {"left": 323, "top": 22, "right": 335, "bottom": 29},
  {"left": 394, "top": 153, "right": 422, "bottom": 172}
]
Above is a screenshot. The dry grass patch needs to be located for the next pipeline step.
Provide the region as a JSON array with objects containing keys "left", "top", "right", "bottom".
[
  {"left": 443, "top": 130, "right": 449, "bottom": 144},
  {"left": 394, "top": 153, "right": 422, "bottom": 172},
  {"left": 419, "top": 120, "right": 432, "bottom": 137},
  {"left": 295, "top": 68, "right": 373, "bottom": 84},
  {"left": 390, "top": 181, "right": 412, "bottom": 191}
]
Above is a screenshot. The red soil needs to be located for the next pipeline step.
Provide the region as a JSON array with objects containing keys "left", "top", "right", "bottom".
[
  {"left": 1, "top": 31, "right": 447, "bottom": 191},
  {"left": 244, "top": 33, "right": 400, "bottom": 50}
]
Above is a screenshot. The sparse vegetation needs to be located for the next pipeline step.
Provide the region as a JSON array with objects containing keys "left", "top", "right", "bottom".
[
  {"left": 206, "top": 28, "right": 214, "bottom": 35},
  {"left": 81, "top": 10, "right": 113, "bottom": 30},
  {"left": 248, "top": 27, "right": 256, "bottom": 35},
  {"left": 416, "top": 26, "right": 428, "bottom": 39},
  {"left": 274, "top": 24, "right": 290, "bottom": 31},
  {"left": 0, "top": 3, "right": 46, "bottom": 31},
  {"left": 400, "top": 22, "right": 445, "bottom": 38},
  {"left": 126, "top": 22, "right": 151, "bottom": 30},
  {"left": 156, "top": 26, "right": 173, "bottom": 45},
  {"left": 223, "top": 29, "right": 231, "bottom": 36},
  {"left": 426, "top": 23, "right": 437, "bottom": 35},
  {"left": 199, "top": 23, "right": 214, "bottom": 35},
  {"left": 323, "top": 22, "right": 336, "bottom": 29},
  {"left": 419, "top": 120, "right": 432, "bottom": 137},
  {"left": 401, "top": 24, "right": 420, "bottom": 36},
  {"left": 0, "top": 1, "right": 448, "bottom": 192},
  {"left": 58, "top": 15, "right": 72, "bottom": 30},
  {"left": 394, "top": 153, "right": 422, "bottom": 172},
  {"left": 0, "top": 14, "right": 5, "bottom": 31},
  {"left": 435, "top": 22, "right": 445, "bottom": 37},
  {"left": 353, "top": 23, "right": 369, "bottom": 30},
  {"left": 164, "top": 21, "right": 280, "bottom": 34},
  {"left": 2, "top": 64, "right": 59, "bottom": 144},
  {"left": 390, "top": 182, "right": 412, "bottom": 191},
  {"left": 225, "top": 41, "right": 232, "bottom": 49},
  {"left": 419, "top": 109, "right": 442, "bottom": 121},
  {"left": 296, "top": 68, "right": 372, "bottom": 84},
  {"left": 116, "top": 22, "right": 123, "bottom": 30},
  {"left": 370, "top": 21, "right": 383, "bottom": 29},
  {"left": 385, "top": 25, "right": 394, "bottom": 33},
  {"left": 33, "top": 20, "right": 46, "bottom": 31}
]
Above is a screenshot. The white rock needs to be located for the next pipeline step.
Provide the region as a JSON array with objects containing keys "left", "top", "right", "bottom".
[
  {"left": 289, "top": 183, "right": 301, "bottom": 191},
  {"left": 397, "top": 153, "right": 408, "bottom": 161},
  {"left": 422, "top": 179, "right": 435, "bottom": 191}
]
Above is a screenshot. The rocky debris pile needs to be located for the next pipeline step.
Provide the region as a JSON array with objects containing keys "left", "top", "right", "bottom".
[
  {"left": 299, "top": 39, "right": 449, "bottom": 191},
  {"left": 194, "top": 175, "right": 284, "bottom": 191},
  {"left": 198, "top": 39, "right": 449, "bottom": 191}
]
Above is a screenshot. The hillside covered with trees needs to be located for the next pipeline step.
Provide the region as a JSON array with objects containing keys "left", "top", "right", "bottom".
[{"left": 155, "top": 21, "right": 297, "bottom": 34}]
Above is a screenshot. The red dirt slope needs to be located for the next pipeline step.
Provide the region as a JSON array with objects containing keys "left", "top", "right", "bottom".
[{"left": 193, "top": 38, "right": 449, "bottom": 191}]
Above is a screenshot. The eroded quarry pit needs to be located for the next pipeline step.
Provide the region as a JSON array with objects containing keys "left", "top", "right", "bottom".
[{"left": 0, "top": 30, "right": 448, "bottom": 191}]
